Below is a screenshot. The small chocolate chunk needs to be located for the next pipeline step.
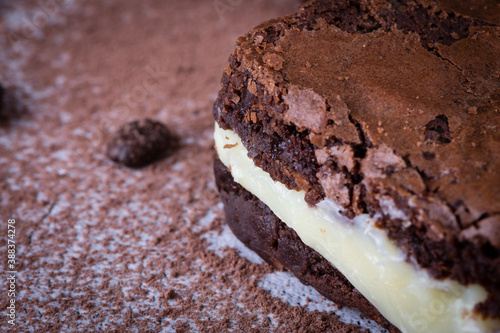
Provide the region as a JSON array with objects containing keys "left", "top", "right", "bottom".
[
  {"left": 422, "top": 151, "right": 436, "bottom": 160},
  {"left": 107, "top": 118, "right": 174, "bottom": 167},
  {"left": 424, "top": 114, "right": 453, "bottom": 143},
  {"left": 165, "top": 289, "right": 179, "bottom": 300}
]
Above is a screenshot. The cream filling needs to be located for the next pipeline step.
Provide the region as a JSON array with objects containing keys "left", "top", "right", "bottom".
[{"left": 214, "top": 123, "right": 500, "bottom": 333}]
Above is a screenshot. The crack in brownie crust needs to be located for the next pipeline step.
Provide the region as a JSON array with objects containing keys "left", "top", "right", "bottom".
[{"left": 213, "top": 0, "right": 500, "bottom": 317}]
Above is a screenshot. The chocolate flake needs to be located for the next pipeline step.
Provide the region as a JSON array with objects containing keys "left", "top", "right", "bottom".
[{"left": 424, "top": 114, "right": 453, "bottom": 143}]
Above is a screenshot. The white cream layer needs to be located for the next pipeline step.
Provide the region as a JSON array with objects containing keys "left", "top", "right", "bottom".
[{"left": 214, "top": 122, "right": 500, "bottom": 333}]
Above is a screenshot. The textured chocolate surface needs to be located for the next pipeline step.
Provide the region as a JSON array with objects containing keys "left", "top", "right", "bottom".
[
  {"left": 214, "top": 157, "right": 399, "bottom": 332},
  {"left": 106, "top": 118, "right": 174, "bottom": 167},
  {"left": 0, "top": 0, "right": 387, "bottom": 332},
  {"left": 213, "top": 0, "right": 500, "bottom": 316}
]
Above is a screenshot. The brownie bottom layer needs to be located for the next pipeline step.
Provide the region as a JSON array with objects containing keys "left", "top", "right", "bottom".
[{"left": 214, "top": 157, "right": 398, "bottom": 332}]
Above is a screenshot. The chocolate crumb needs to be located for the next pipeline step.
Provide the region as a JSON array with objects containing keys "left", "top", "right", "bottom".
[
  {"left": 263, "top": 53, "right": 284, "bottom": 70},
  {"left": 422, "top": 151, "right": 436, "bottom": 160},
  {"left": 165, "top": 289, "right": 179, "bottom": 300},
  {"left": 468, "top": 106, "right": 478, "bottom": 115},
  {"left": 424, "top": 114, "right": 453, "bottom": 143},
  {"left": 106, "top": 118, "right": 175, "bottom": 167},
  {"left": 223, "top": 143, "right": 238, "bottom": 149}
]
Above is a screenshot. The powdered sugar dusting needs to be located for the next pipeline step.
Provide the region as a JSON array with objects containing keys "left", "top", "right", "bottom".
[
  {"left": 203, "top": 224, "right": 264, "bottom": 264},
  {"left": 260, "top": 272, "right": 388, "bottom": 332}
]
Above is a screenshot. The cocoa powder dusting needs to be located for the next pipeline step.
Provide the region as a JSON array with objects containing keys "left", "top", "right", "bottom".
[{"left": 0, "top": 0, "right": 381, "bottom": 331}]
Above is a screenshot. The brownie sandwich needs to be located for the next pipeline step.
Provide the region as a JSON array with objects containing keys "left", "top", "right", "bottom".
[{"left": 213, "top": 0, "right": 500, "bottom": 332}]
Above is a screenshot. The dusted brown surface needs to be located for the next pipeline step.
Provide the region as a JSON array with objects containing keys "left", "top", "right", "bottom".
[
  {"left": 214, "top": 157, "right": 399, "bottom": 332},
  {"left": 213, "top": 0, "right": 500, "bottom": 317},
  {"left": 0, "top": 0, "right": 385, "bottom": 332}
]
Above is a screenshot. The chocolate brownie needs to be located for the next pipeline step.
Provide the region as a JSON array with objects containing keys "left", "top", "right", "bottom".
[
  {"left": 214, "top": 157, "right": 399, "bottom": 332},
  {"left": 213, "top": 0, "right": 500, "bottom": 332}
]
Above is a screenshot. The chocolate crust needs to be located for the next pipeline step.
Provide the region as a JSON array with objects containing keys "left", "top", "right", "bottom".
[
  {"left": 213, "top": 0, "right": 500, "bottom": 317},
  {"left": 214, "top": 157, "right": 399, "bottom": 332}
]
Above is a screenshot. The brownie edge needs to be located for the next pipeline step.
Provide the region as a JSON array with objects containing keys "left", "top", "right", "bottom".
[
  {"left": 214, "top": 157, "right": 399, "bottom": 332},
  {"left": 213, "top": 0, "right": 500, "bottom": 317}
]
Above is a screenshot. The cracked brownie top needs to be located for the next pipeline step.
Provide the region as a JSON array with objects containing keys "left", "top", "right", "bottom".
[{"left": 214, "top": 0, "right": 500, "bottom": 317}]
